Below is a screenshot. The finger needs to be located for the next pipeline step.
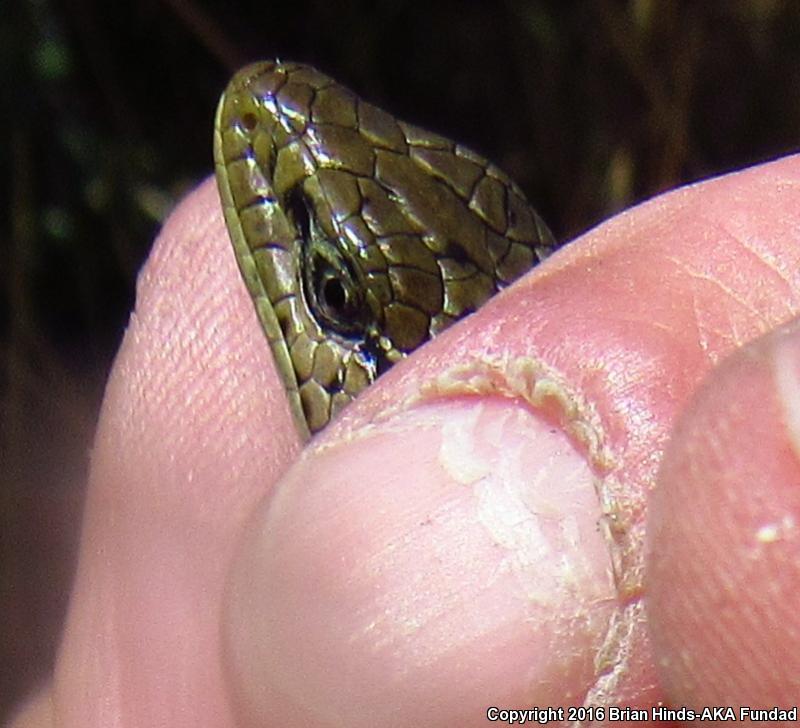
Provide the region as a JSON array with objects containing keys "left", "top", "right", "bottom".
[
  {"left": 647, "top": 319, "right": 800, "bottom": 710},
  {"left": 53, "top": 178, "right": 300, "bottom": 727},
  {"left": 223, "top": 155, "right": 800, "bottom": 724}
]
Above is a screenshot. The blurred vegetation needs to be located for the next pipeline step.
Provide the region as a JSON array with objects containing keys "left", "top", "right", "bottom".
[{"left": 3, "top": 0, "right": 800, "bottom": 716}]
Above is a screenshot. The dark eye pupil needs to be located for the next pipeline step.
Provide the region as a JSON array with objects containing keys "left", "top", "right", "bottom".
[{"left": 323, "top": 277, "right": 347, "bottom": 311}]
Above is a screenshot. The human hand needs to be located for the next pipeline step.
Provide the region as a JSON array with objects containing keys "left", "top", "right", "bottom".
[{"left": 11, "top": 155, "right": 800, "bottom": 727}]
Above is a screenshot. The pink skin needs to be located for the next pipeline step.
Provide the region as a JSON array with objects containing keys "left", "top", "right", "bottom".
[{"left": 10, "top": 156, "right": 800, "bottom": 727}]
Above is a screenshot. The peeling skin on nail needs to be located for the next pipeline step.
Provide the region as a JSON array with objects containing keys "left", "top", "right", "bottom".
[
  {"left": 316, "top": 355, "right": 636, "bottom": 598},
  {"left": 419, "top": 354, "right": 617, "bottom": 475},
  {"left": 438, "top": 402, "right": 492, "bottom": 485},
  {"left": 415, "top": 356, "right": 656, "bottom": 605},
  {"left": 585, "top": 600, "right": 645, "bottom": 703},
  {"left": 315, "top": 353, "right": 625, "bottom": 563},
  {"left": 439, "top": 402, "right": 604, "bottom": 605}
]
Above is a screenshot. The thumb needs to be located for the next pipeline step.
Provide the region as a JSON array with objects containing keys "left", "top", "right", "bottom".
[{"left": 646, "top": 318, "right": 800, "bottom": 709}]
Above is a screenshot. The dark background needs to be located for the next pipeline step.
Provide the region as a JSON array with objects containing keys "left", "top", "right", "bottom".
[{"left": 3, "top": 0, "right": 800, "bottom": 717}]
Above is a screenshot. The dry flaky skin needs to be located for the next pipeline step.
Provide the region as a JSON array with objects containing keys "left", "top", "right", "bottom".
[{"left": 214, "top": 60, "right": 556, "bottom": 440}]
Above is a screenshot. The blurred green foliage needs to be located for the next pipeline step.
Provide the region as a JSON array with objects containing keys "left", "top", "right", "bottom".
[{"left": 2, "top": 0, "right": 800, "bottom": 717}]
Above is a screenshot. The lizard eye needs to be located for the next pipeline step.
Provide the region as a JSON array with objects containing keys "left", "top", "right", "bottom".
[
  {"left": 289, "top": 190, "right": 368, "bottom": 336},
  {"left": 311, "top": 257, "right": 364, "bottom": 332}
]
